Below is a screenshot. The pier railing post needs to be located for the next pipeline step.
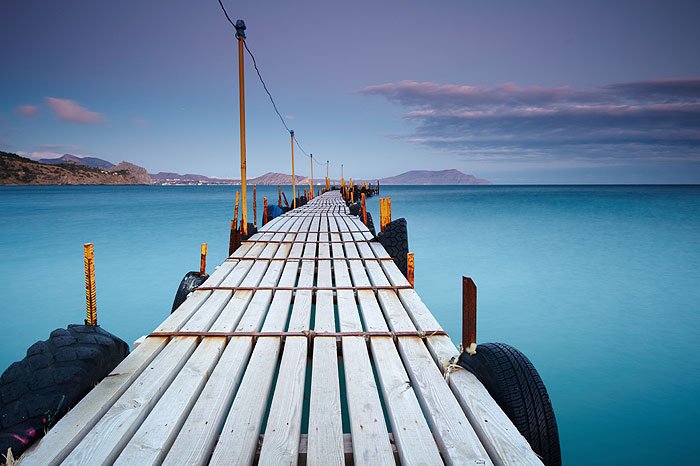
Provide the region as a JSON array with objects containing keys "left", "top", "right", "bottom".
[
  {"left": 229, "top": 191, "right": 240, "bottom": 255},
  {"left": 462, "top": 276, "right": 477, "bottom": 354},
  {"left": 407, "top": 252, "right": 415, "bottom": 287},
  {"left": 263, "top": 197, "right": 268, "bottom": 225},
  {"left": 278, "top": 185, "right": 282, "bottom": 207},
  {"left": 200, "top": 243, "right": 208, "bottom": 276},
  {"left": 380, "top": 198, "right": 391, "bottom": 231},
  {"left": 310, "top": 153, "right": 315, "bottom": 199},
  {"left": 290, "top": 130, "right": 297, "bottom": 208},
  {"left": 83, "top": 243, "right": 97, "bottom": 326},
  {"left": 235, "top": 20, "right": 248, "bottom": 237},
  {"left": 361, "top": 193, "right": 367, "bottom": 225},
  {"left": 253, "top": 185, "right": 257, "bottom": 228}
]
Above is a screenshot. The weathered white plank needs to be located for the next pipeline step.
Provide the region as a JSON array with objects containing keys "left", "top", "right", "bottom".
[
  {"left": 207, "top": 227, "right": 306, "bottom": 465},
  {"left": 165, "top": 226, "right": 302, "bottom": 466},
  {"left": 18, "top": 255, "right": 249, "bottom": 466},
  {"left": 340, "top": 229, "right": 442, "bottom": 465},
  {"left": 60, "top": 234, "right": 278, "bottom": 466},
  {"left": 332, "top": 223, "right": 395, "bottom": 466},
  {"left": 359, "top": 239, "right": 494, "bottom": 465},
  {"left": 256, "top": 220, "right": 318, "bottom": 465},
  {"left": 113, "top": 237, "right": 284, "bottom": 466},
  {"left": 307, "top": 225, "right": 344, "bottom": 466}
]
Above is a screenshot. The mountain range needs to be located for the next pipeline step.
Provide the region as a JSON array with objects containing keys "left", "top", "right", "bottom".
[{"left": 1, "top": 152, "right": 491, "bottom": 185}]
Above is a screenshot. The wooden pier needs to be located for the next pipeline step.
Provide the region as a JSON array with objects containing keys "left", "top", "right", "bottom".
[{"left": 19, "top": 191, "right": 541, "bottom": 466}]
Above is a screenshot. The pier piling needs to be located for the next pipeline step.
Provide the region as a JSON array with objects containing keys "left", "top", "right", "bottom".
[
  {"left": 83, "top": 243, "right": 97, "bottom": 326},
  {"left": 462, "top": 276, "right": 477, "bottom": 354}
]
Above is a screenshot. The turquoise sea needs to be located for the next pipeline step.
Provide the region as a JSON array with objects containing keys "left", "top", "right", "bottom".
[{"left": 1, "top": 185, "right": 699, "bottom": 465}]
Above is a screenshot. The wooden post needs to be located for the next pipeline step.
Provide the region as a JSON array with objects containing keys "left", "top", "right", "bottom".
[
  {"left": 377, "top": 179, "right": 380, "bottom": 195},
  {"left": 253, "top": 185, "right": 257, "bottom": 228},
  {"left": 325, "top": 160, "right": 330, "bottom": 191},
  {"left": 83, "top": 243, "right": 97, "bottom": 326},
  {"left": 229, "top": 191, "right": 240, "bottom": 255},
  {"left": 236, "top": 22, "right": 248, "bottom": 236},
  {"left": 462, "top": 277, "right": 477, "bottom": 354},
  {"left": 380, "top": 198, "right": 391, "bottom": 231},
  {"left": 200, "top": 243, "right": 208, "bottom": 276},
  {"left": 361, "top": 193, "right": 367, "bottom": 225},
  {"left": 281, "top": 191, "right": 289, "bottom": 208},
  {"left": 263, "top": 197, "right": 269, "bottom": 225},
  {"left": 407, "top": 252, "right": 414, "bottom": 288},
  {"left": 309, "top": 154, "right": 314, "bottom": 199},
  {"left": 278, "top": 185, "right": 282, "bottom": 207},
  {"left": 290, "top": 130, "right": 297, "bottom": 208}
]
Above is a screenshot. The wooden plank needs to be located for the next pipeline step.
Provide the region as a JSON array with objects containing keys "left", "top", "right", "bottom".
[
  {"left": 164, "top": 224, "right": 304, "bottom": 466},
  {"left": 359, "top": 240, "right": 494, "bottom": 466},
  {"left": 112, "top": 236, "right": 286, "bottom": 466},
  {"left": 307, "top": 222, "right": 344, "bottom": 466},
  {"left": 256, "top": 217, "right": 319, "bottom": 465},
  {"left": 18, "top": 257, "right": 250, "bottom": 466},
  {"left": 372, "top": 243, "right": 542, "bottom": 466},
  {"left": 339, "top": 229, "right": 442, "bottom": 465},
  {"left": 207, "top": 227, "right": 307, "bottom": 465},
  {"left": 60, "top": 234, "right": 279, "bottom": 466},
  {"left": 332, "top": 222, "right": 395, "bottom": 466}
]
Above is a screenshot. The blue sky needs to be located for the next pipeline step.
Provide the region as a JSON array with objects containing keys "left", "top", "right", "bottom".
[{"left": 1, "top": 0, "right": 699, "bottom": 183}]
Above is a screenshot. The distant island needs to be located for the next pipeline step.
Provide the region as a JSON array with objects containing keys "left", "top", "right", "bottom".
[{"left": 0, "top": 151, "right": 490, "bottom": 186}]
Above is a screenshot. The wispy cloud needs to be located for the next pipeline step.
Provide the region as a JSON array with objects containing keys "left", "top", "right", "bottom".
[
  {"left": 358, "top": 78, "right": 700, "bottom": 164},
  {"left": 46, "top": 97, "right": 105, "bottom": 124},
  {"left": 17, "top": 105, "right": 39, "bottom": 117}
]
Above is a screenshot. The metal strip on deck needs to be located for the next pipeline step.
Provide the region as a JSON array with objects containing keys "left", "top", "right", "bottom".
[{"left": 18, "top": 191, "right": 542, "bottom": 466}]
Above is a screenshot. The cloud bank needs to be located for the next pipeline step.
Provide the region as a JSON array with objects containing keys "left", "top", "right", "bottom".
[
  {"left": 46, "top": 97, "right": 105, "bottom": 124},
  {"left": 359, "top": 78, "right": 700, "bottom": 164}
]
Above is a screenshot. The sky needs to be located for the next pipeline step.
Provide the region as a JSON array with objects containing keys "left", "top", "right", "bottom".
[{"left": 1, "top": 0, "right": 699, "bottom": 183}]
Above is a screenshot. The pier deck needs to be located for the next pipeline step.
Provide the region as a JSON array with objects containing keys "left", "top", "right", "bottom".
[{"left": 19, "top": 191, "right": 541, "bottom": 466}]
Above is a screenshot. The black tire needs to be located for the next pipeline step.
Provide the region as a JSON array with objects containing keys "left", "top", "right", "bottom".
[
  {"left": 376, "top": 218, "right": 409, "bottom": 277},
  {"left": 171, "top": 271, "right": 208, "bottom": 313},
  {"left": 0, "top": 325, "right": 129, "bottom": 459},
  {"left": 458, "top": 343, "right": 561, "bottom": 466},
  {"left": 365, "top": 212, "right": 376, "bottom": 237},
  {"left": 348, "top": 202, "right": 361, "bottom": 216}
]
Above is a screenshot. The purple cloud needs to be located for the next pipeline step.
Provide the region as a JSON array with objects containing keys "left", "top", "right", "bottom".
[
  {"left": 46, "top": 97, "right": 105, "bottom": 124},
  {"left": 17, "top": 105, "right": 39, "bottom": 117},
  {"left": 358, "top": 78, "right": 700, "bottom": 162}
]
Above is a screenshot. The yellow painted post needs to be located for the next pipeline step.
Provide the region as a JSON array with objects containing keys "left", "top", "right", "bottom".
[
  {"left": 309, "top": 153, "right": 315, "bottom": 199},
  {"left": 253, "top": 185, "right": 257, "bottom": 228},
  {"left": 361, "top": 193, "right": 367, "bottom": 225},
  {"left": 380, "top": 198, "right": 391, "bottom": 231},
  {"left": 236, "top": 21, "right": 248, "bottom": 236},
  {"left": 325, "top": 160, "right": 330, "bottom": 191},
  {"left": 290, "top": 130, "right": 297, "bottom": 208},
  {"left": 263, "top": 197, "right": 269, "bottom": 225},
  {"left": 407, "top": 252, "right": 415, "bottom": 288},
  {"left": 83, "top": 243, "right": 97, "bottom": 326},
  {"left": 200, "top": 243, "right": 208, "bottom": 276}
]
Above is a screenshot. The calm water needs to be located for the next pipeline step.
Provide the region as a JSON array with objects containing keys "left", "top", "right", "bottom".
[{"left": 2, "top": 185, "right": 699, "bottom": 465}]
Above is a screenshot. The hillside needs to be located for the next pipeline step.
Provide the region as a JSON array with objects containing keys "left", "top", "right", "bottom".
[
  {"left": 379, "top": 169, "right": 490, "bottom": 185},
  {"left": 249, "top": 172, "right": 309, "bottom": 185},
  {"left": 38, "top": 154, "right": 115, "bottom": 169},
  {"left": 0, "top": 151, "right": 150, "bottom": 185}
]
